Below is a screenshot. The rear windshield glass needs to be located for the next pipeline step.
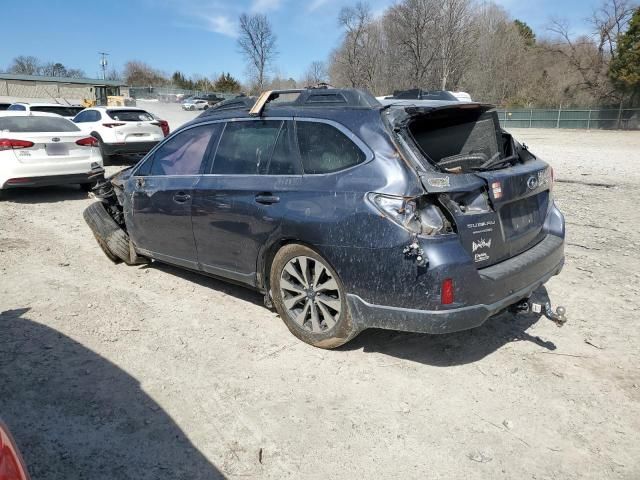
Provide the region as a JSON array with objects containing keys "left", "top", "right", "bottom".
[
  {"left": 0, "top": 116, "right": 80, "bottom": 132},
  {"left": 409, "top": 110, "right": 502, "bottom": 171},
  {"left": 30, "top": 106, "right": 84, "bottom": 117},
  {"left": 107, "top": 109, "right": 154, "bottom": 122}
]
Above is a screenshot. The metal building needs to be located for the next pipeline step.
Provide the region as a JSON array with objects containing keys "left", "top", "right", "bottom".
[{"left": 0, "top": 73, "right": 129, "bottom": 106}]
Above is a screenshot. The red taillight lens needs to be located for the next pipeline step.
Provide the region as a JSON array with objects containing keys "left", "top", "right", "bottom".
[
  {"left": 0, "top": 139, "right": 34, "bottom": 151},
  {"left": 441, "top": 278, "right": 454, "bottom": 305},
  {"left": 0, "top": 421, "right": 30, "bottom": 480},
  {"left": 152, "top": 120, "right": 170, "bottom": 137},
  {"left": 76, "top": 136, "right": 98, "bottom": 147},
  {"left": 102, "top": 123, "right": 125, "bottom": 128}
]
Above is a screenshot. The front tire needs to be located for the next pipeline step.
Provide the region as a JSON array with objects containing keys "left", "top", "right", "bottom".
[{"left": 270, "top": 244, "right": 359, "bottom": 349}]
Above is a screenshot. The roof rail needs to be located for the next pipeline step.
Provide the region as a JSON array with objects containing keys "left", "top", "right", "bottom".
[{"left": 249, "top": 89, "right": 304, "bottom": 117}]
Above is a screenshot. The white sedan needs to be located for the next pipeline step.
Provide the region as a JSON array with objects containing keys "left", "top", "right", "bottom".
[{"left": 0, "top": 112, "right": 104, "bottom": 193}]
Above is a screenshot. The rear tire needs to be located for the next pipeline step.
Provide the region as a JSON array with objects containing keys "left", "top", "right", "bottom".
[
  {"left": 270, "top": 244, "right": 359, "bottom": 349},
  {"left": 80, "top": 182, "right": 95, "bottom": 192}
]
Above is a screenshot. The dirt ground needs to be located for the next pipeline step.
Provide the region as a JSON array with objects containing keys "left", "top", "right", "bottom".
[{"left": 1, "top": 104, "right": 639, "bottom": 479}]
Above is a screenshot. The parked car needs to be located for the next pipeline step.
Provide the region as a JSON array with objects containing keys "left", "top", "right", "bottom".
[
  {"left": 182, "top": 99, "right": 209, "bottom": 111},
  {"left": 378, "top": 89, "right": 472, "bottom": 102},
  {"left": 0, "top": 112, "right": 104, "bottom": 193},
  {"left": 0, "top": 418, "right": 30, "bottom": 480},
  {"left": 0, "top": 102, "right": 12, "bottom": 111},
  {"left": 72, "top": 107, "right": 164, "bottom": 161},
  {"left": 83, "top": 88, "right": 565, "bottom": 349},
  {"left": 7, "top": 102, "right": 84, "bottom": 119}
]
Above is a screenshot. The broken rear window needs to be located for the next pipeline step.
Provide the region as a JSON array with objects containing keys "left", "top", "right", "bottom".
[{"left": 409, "top": 110, "right": 504, "bottom": 172}]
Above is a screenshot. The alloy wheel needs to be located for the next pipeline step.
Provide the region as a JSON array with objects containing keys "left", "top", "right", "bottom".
[{"left": 279, "top": 255, "right": 341, "bottom": 333}]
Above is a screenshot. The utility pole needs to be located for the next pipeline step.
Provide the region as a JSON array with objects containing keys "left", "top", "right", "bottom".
[{"left": 98, "top": 52, "right": 109, "bottom": 80}]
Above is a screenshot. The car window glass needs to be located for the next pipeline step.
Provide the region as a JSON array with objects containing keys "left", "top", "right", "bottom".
[
  {"left": 8, "top": 104, "right": 26, "bottom": 111},
  {"left": 296, "top": 121, "right": 366, "bottom": 174},
  {"left": 107, "top": 109, "right": 153, "bottom": 122},
  {"left": 264, "top": 121, "right": 300, "bottom": 175},
  {"left": 87, "top": 110, "right": 100, "bottom": 122},
  {"left": 73, "top": 111, "right": 87, "bottom": 122},
  {"left": 0, "top": 116, "right": 80, "bottom": 132},
  {"left": 213, "top": 120, "right": 282, "bottom": 175},
  {"left": 149, "top": 124, "right": 221, "bottom": 176}
]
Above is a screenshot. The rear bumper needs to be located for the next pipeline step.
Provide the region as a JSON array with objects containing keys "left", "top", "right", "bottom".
[
  {"left": 1, "top": 166, "right": 104, "bottom": 189},
  {"left": 346, "top": 232, "right": 565, "bottom": 334},
  {"left": 102, "top": 141, "right": 158, "bottom": 156}
]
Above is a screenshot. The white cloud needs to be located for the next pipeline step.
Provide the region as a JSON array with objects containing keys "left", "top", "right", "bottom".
[
  {"left": 307, "top": 0, "right": 330, "bottom": 11},
  {"left": 205, "top": 14, "right": 238, "bottom": 37},
  {"left": 250, "top": 0, "right": 283, "bottom": 13}
]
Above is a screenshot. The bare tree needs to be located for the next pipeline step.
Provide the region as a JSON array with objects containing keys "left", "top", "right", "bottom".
[
  {"left": 546, "top": 0, "right": 636, "bottom": 103},
  {"left": 302, "top": 61, "right": 328, "bottom": 86},
  {"left": 237, "top": 13, "right": 277, "bottom": 92},
  {"left": 437, "top": 0, "right": 476, "bottom": 90},
  {"left": 332, "top": 2, "right": 380, "bottom": 90},
  {"left": 8, "top": 55, "right": 40, "bottom": 75}
]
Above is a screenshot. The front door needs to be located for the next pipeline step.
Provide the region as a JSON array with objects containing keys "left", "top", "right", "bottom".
[
  {"left": 191, "top": 119, "right": 302, "bottom": 285},
  {"left": 127, "top": 123, "right": 222, "bottom": 269}
]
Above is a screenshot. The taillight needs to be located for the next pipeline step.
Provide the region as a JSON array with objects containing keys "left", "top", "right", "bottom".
[
  {"left": 0, "top": 421, "right": 30, "bottom": 480},
  {"left": 441, "top": 278, "right": 454, "bottom": 305},
  {"left": 102, "top": 123, "right": 125, "bottom": 128},
  {"left": 0, "top": 139, "right": 34, "bottom": 151},
  {"left": 152, "top": 120, "right": 170, "bottom": 137},
  {"left": 368, "top": 193, "right": 446, "bottom": 235},
  {"left": 76, "top": 136, "right": 98, "bottom": 147}
]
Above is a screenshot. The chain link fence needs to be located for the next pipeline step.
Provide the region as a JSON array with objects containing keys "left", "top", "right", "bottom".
[{"left": 497, "top": 108, "right": 640, "bottom": 130}]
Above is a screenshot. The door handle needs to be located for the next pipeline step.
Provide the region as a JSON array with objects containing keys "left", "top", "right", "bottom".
[
  {"left": 173, "top": 192, "right": 191, "bottom": 203},
  {"left": 255, "top": 193, "right": 280, "bottom": 205}
]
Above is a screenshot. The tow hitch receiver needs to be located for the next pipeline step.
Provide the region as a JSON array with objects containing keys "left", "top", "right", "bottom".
[{"left": 512, "top": 299, "right": 567, "bottom": 327}]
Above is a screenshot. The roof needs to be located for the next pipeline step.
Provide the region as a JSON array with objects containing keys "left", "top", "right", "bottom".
[
  {"left": 10, "top": 102, "right": 83, "bottom": 107},
  {"left": 0, "top": 73, "right": 126, "bottom": 87},
  {"left": 87, "top": 106, "right": 145, "bottom": 111},
  {"left": 0, "top": 111, "right": 72, "bottom": 118}
]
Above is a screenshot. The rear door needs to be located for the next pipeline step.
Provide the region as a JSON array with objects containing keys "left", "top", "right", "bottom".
[
  {"left": 127, "top": 123, "right": 222, "bottom": 269},
  {"left": 191, "top": 118, "right": 302, "bottom": 285}
]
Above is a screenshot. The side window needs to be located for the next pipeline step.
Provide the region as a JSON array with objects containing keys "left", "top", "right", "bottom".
[
  {"left": 296, "top": 121, "right": 366, "bottom": 174},
  {"left": 87, "top": 110, "right": 101, "bottom": 122},
  {"left": 264, "top": 121, "right": 301, "bottom": 175},
  {"left": 74, "top": 111, "right": 89, "bottom": 122},
  {"left": 148, "top": 124, "right": 221, "bottom": 176},
  {"left": 8, "top": 104, "right": 26, "bottom": 111},
  {"left": 212, "top": 120, "right": 282, "bottom": 175}
]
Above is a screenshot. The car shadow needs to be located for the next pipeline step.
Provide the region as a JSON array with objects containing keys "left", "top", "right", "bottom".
[
  {"left": 1, "top": 185, "right": 90, "bottom": 204},
  {"left": 0, "top": 308, "right": 225, "bottom": 480},
  {"left": 339, "top": 287, "right": 557, "bottom": 366},
  {"left": 144, "top": 262, "right": 265, "bottom": 307}
]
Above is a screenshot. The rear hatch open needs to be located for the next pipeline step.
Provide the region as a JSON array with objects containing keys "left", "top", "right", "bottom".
[{"left": 387, "top": 103, "right": 553, "bottom": 268}]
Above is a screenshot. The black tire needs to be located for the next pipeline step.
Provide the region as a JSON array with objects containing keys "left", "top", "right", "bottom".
[
  {"left": 270, "top": 244, "right": 359, "bottom": 349},
  {"left": 83, "top": 202, "right": 131, "bottom": 263},
  {"left": 93, "top": 232, "right": 122, "bottom": 264},
  {"left": 79, "top": 182, "right": 95, "bottom": 192},
  {"left": 94, "top": 135, "right": 112, "bottom": 165}
]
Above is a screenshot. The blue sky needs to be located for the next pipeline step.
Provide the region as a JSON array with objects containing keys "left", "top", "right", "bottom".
[{"left": 1, "top": 0, "right": 601, "bottom": 82}]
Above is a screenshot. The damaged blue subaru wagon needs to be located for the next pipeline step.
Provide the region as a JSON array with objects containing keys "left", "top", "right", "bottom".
[{"left": 84, "top": 88, "right": 566, "bottom": 348}]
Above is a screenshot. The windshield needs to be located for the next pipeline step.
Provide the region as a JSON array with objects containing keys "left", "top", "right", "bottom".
[
  {"left": 107, "top": 109, "right": 154, "bottom": 122},
  {"left": 30, "top": 106, "right": 84, "bottom": 117},
  {"left": 0, "top": 116, "right": 81, "bottom": 132}
]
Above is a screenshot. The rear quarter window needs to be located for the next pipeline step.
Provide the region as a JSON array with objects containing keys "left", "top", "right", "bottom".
[
  {"left": 0, "top": 116, "right": 80, "bottom": 132},
  {"left": 107, "top": 110, "right": 154, "bottom": 122},
  {"left": 296, "top": 121, "right": 366, "bottom": 174}
]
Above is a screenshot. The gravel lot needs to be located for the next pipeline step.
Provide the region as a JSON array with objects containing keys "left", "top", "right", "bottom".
[{"left": 1, "top": 103, "right": 639, "bottom": 479}]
